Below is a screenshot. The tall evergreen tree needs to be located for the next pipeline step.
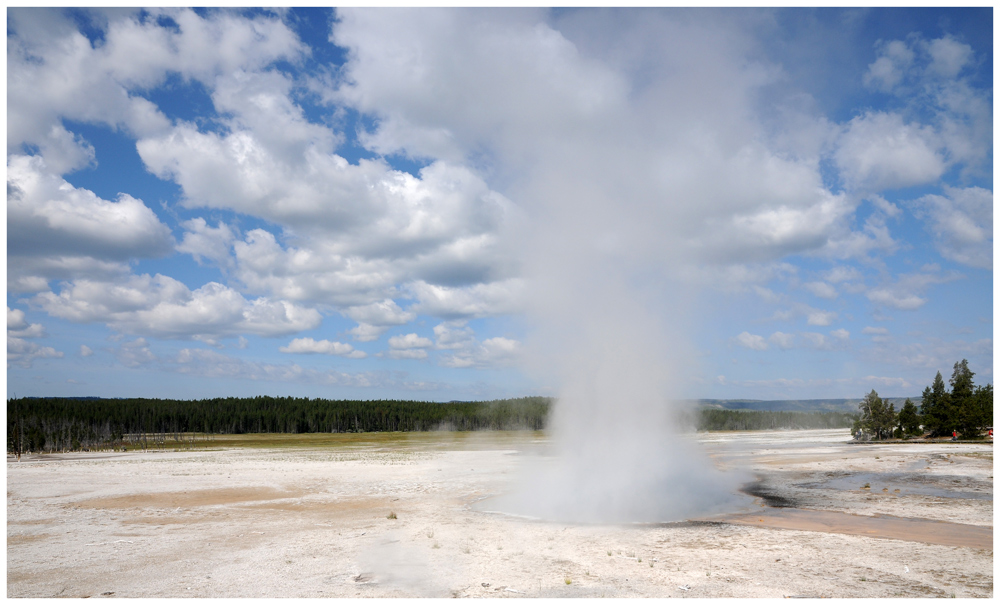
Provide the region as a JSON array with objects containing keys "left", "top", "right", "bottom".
[
  {"left": 897, "top": 398, "right": 921, "bottom": 437},
  {"left": 959, "top": 383, "right": 993, "bottom": 439},
  {"left": 948, "top": 359, "right": 975, "bottom": 436},
  {"left": 856, "top": 390, "right": 896, "bottom": 440},
  {"left": 950, "top": 359, "right": 975, "bottom": 402},
  {"left": 921, "top": 371, "right": 951, "bottom": 437}
]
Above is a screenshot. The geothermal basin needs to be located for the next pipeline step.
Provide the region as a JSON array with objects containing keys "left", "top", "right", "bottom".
[{"left": 6, "top": 429, "right": 993, "bottom": 598}]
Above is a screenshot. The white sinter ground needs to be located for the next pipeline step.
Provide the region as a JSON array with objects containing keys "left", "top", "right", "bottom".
[{"left": 6, "top": 429, "right": 993, "bottom": 598}]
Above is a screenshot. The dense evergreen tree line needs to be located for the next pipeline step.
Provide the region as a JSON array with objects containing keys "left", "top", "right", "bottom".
[
  {"left": 853, "top": 359, "right": 993, "bottom": 440},
  {"left": 7, "top": 396, "right": 551, "bottom": 454},
  {"left": 9, "top": 393, "right": 932, "bottom": 454},
  {"left": 696, "top": 409, "right": 856, "bottom": 431}
]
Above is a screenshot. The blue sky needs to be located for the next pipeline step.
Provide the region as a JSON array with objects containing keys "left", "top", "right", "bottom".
[{"left": 7, "top": 8, "right": 993, "bottom": 402}]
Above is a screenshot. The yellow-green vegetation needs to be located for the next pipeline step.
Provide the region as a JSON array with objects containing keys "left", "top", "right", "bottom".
[
  {"left": 387, "top": 511, "right": 397, "bottom": 519},
  {"left": 131, "top": 430, "right": 545, "bottom": 452},
  {"left": 564, "top": 578, "right": 572, "bottom": 585}
]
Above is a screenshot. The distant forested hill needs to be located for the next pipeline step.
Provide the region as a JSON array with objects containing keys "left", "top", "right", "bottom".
[
  {"left": 691, "top": 398, "right": 919, "bottom": 414},
  {"left": 695, "top": 409, "right": 856, "bottom": 431}
]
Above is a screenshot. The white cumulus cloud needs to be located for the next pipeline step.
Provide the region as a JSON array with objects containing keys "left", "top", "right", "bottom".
[
  {"left": 388, "top": 333, "right": 434, "bottom": 350},
  {"left": 768, "top": 331, "right": 795, "bottom": 349},
  {"left": 7, "top": 307, "right": 61, "bottom": 368},
  {"left": 177, "top": 218, "right": 237, "bottom": 268},
  {"left": 34, "top": 274, "right": 321, "bottom": 340},
  {"left": 7, "top": 8, "right": 303, "bottom": 165},
  {"left": 280, "top": 337, "right": 366, "bottom": 358},
  {"left": 806, "top": 308, "right": 837, "bottom": 327},
  {"left": 804, "top": 281, "right": 837, "bottom": 299},
  {"left": 439, "top": 336, "right": 521, "bottom": 369},
  {"left": 834, "top": 111, "right": 944, "bottom": 192},
  {"left": 866, "top": 267, "right": 962, "bottom": 311},
  {"left": 7, "top": 155, "right": 174, "bottom": 291},
  {"left": 913, "top": 186, "right": 992, "bottom": 269},
  {"left": 735, "top": 331, "right": 768, "bottom": 351}
]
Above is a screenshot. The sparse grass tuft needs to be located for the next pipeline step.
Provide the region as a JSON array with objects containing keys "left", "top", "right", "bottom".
[
  {"left": 426, "top": 529, "right": 434, "bottom": 538},
  {"left": 432, "top": 542, "right": 441, "bottom": 549},
  {"left": 649, "top": 561, "right": 654, "bottom": 568},
  {"left": 862, "top": 483, "right": 870, "bottom": 489},
  {"left": 387, "top": 511, "right": 397, "bottom": 519},
  {"left": 607, "top": 550, "right": 612, "bottom": 556}
]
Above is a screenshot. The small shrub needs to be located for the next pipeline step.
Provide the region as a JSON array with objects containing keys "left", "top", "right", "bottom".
[
  {"left": 387, "top": 511, "right": 397, "bottom": 520},
  {"left": 565, "top": 578, "right": 572, "bottom": 585}
]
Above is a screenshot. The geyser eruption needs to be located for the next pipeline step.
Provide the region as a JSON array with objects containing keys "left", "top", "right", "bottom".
[
  {"left": 492, "top": 147, "right": 751, "bottom": 524},
  {"left": 495, "top": 267, "right": 748, "bottom": 523}
]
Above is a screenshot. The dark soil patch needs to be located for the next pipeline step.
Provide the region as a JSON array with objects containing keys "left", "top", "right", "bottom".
[{"left": 739, "top": 479, "right": 797, "bottom": 508}]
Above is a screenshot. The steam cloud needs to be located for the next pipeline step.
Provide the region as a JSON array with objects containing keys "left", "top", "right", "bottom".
[
  {"left": 495, "top": 260, "right": 750, "bottom": 523},
  {"left": 485, "top": 41, "right": 758, "bottom": 520}
]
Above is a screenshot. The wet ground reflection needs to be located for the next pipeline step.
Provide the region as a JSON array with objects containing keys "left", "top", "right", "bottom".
[
  {"left": 799, "top": 471, "right": 992, "bottom": 501},
  {"left": 712, "top": 507, "right": 993, "bottom": 550}
]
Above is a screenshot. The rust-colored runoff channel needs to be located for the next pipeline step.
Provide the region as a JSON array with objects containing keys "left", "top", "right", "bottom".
[{"left": 717, "top": 507, "right": 992, "bottom": 550}]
